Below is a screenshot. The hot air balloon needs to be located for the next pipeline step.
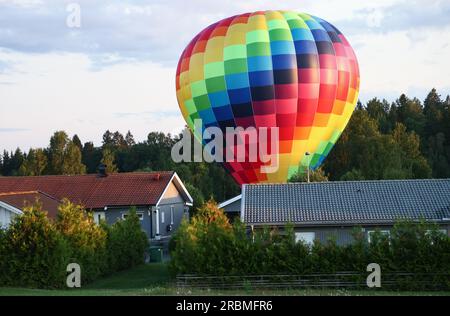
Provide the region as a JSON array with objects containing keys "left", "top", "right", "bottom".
[{"left": 175, "top": 11, "right": 360, "bottom": 185}]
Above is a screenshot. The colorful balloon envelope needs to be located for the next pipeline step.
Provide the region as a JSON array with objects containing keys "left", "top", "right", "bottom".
[{"left": 176, "top": 11, "right": 360, "bottom": 185}]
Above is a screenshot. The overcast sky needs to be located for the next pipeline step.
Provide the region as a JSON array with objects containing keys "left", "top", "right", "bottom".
[{"left": 0, "top": 0, "right": 449, "bottom": 152}]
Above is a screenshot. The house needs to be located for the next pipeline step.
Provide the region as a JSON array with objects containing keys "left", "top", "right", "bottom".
[
  {"left": 220, "top": 179, "right": 450, "bottom": 245},
  {"left": 0, "top": 191, "right": 60, "bottom": 228},
  {"left": 0, "top": 171, "right": 193, "bottom": 242}
]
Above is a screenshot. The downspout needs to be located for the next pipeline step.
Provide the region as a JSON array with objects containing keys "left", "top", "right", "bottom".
[
  {"left": 155, "top": 207, "right": 160, "bottom": 240},
  {"left": 148, "top": 206, "right": 153, "bottom": 239}
]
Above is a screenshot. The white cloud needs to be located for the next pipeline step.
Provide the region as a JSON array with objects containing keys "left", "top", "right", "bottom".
[
  {"left": 366, "top": 9, "right": 384, "bottom": 28},
  {"left": 0, "top": 0, "right": 449, "bottom": 152},
  {"left": 0, "top": 51, "right": 184, "bottom": 151},
  {"left": 0, "top": 0, "right": 43, "bottom": 7},
  {"left": 356, "top": 26, "right": 450, "bottom": 101}
]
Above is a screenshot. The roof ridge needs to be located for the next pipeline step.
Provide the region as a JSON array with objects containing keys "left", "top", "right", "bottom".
[
  {"left": 245, "top": 178, "right": 450, "bottom": 186},
  {"left": 0, "top": 190, "right": 39, "bottom": 196},
  {"left": 0, "top": 170, "right": 175, "bottom": 180},
  {"left": 35, "top": 190, "right": 61, "bottom": 202}
]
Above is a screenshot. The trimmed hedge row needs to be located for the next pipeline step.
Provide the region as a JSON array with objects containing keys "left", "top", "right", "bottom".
[
  {"left": 169, "top": 202, "right": 450, "bottom": 290},
  {"left": 0, "top": 200, "right": 148, "bottom": 288}
]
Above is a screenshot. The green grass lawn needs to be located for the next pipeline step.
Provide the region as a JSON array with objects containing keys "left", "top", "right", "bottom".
[{"left": 0, "top": 263, "right": 449, "bottom": 296}]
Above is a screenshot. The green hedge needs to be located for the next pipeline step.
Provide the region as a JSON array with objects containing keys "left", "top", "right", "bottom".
[
  {"left": 0, "top": 201, "right": 148, "bottom": 288},
  {"left": 0, "top": 208, "right": 70, "bottom": 288},
  {"left": 103, "top": 207, "right": 149, "bottom": 273},
  {"left": 170, "top": 206, "right": 450, "bottom": 290}
]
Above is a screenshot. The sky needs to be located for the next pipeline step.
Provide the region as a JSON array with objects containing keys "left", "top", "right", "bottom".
[{"left": 0, "top": 0, "right": 449, "bottom": 152}]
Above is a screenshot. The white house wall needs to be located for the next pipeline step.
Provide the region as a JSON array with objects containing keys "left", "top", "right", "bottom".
[{"left": 0, "top": 205, "right": 20, "bottom": 229}]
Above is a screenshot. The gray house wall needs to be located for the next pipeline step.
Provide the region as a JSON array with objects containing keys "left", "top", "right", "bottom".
[
  {"left": 221, "top": 199, "right": 241, "bottom": 222},
  {"left": 294, "top": 226, "right": 356, "bottom": 245},
  {"left": 252, "top": 225, "right": 357, "bottom": 245},
  {"left": 222, "top": 199, "right": 241, "bottom": 214},
  {"left": 152, "top": 181, "right": 189, "bottom": 239},
  {"left": 255, "top": 223, "right": 450, "bottom": 246},
  {"left": 99, "top": 181, "right": 190, "bottom": 240},
  {"left": 294, "top": 225, "right": 394, "bottom": 245},
  {"left": 102, "top": 206, "right": 152, "bottom": 237}
]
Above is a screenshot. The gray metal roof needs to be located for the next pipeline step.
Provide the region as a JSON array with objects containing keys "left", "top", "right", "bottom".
[{"left": 242, "top": 179, "right": 450, "bottom": 226}]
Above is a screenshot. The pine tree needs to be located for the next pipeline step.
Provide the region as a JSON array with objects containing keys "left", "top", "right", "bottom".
[
  {"left": 102, "top": 130, "right": 114, "bottom": 148},
  {"left": 1, "top": 151, "right": 11, "bottom": 175},
  {"left": 82, "top": 142, "right": 102, "bottom": 174},
  {"left": 8, "top": 148, "right": 25, "bottom": 176},
  {"left": 125, "top": 130, "right": 136, "bottom": 147},
  {"left": 112, "top": 131, "right": 127, "bottom": 148},
  {"left": 72, "top": 134, "right": 83, "bottom": 151}
]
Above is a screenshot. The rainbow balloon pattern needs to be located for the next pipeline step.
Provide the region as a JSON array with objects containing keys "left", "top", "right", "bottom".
[{"left": 176, "top": 11, "right": 360, "bottom": 185}]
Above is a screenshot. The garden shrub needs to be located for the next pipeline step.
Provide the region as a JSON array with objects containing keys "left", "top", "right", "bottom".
[
  {"left": 55, "top": 199, "right": 108, "bottom": 283},
  {"left": 170, "top": 202, "right": 450, "bottom": 291},
  {"left": 0, "top": 205, "right": 70, "bottom": 288},
  {"left": 169, "top": 200, "right": 233, "bottom": 276},
  {"left": 0, "top": 227, "right": 8, "bottom": 284},
  {"left": 106, "top": 207, "right": 149, "bottom": 272},
  {"left": 0, "top": 202, "right": 149, "bottom": 288}
]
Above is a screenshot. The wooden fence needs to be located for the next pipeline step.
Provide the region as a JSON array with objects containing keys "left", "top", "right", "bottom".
[{"left": 176, "top": 272, "right": 450, "bottom": 290}]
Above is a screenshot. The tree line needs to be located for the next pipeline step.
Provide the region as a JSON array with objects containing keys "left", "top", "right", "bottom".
[
  {"left": 1, "top": 88, "right": 449, "bottom": 202},
  {"left": 323, "top": 88, "right": 450, "bottom": 180}
]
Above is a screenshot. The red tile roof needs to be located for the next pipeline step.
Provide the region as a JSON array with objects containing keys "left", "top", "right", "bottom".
[
  {"left": 0, "top": 171, "right": 175, "bottom": 209},
  {"left": 0, "top": 191, "right": 60, "bottom": 219}
]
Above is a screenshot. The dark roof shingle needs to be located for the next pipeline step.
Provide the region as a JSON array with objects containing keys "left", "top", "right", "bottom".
[{"left": 243, "top": 179, "right": 450, "bottom": 225}]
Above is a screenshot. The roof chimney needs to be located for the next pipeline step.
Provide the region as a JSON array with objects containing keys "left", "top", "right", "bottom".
[
  {"left": 152, "top": 173, "right": 161, "bottom": 181},
  {"left": 98, "top": 164, "right": 108, "bottom": 177}
]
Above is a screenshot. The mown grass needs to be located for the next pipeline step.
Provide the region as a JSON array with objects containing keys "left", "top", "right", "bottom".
[{"left": 0, "top": 263, "right": 449, "bottom": 296}]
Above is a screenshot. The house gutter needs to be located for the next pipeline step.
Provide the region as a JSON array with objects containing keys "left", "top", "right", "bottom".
[
  {"left": 240, "top": 184, "right": 246, "bottom": 223},
  {"left": 246, "top": 218, "right": 450, "bottom": 228},
  {"left": 154, "top": 206, "right": 160, "bottom": 240}
]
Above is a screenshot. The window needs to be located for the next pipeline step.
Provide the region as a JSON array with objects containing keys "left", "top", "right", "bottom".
[
  {"left": 170, "top": 206, "right": 174, "bottom": 225},
  {"left": 161, "top": 211, "right": 165, "bottom": 224},
  {"left": 122, "top": 212, "right": 144, "bottom": 221},
  {"left": 295, "top": 232, "right": 315, "bottom": 246},
  {"left": 426, "top": 229, "right": 447, "bottom": 236},
  {"left": 94, "top": 211, "right": 105, "bottom": 224},
  {"left": 367, "top": 230, "right": 390, "bottom": 243},
  {"left": 426, "top": 229, "right": 448, "bottom": 244}
]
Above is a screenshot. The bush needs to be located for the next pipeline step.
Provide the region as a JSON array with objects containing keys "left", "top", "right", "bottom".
[
  {"left": 106, "top": 207, "right": 149, "bottom": 272},
  {"left": 170, "top": 202, "right": 450, "bottom": 290},
  {"left": 0, "top": 227, "right": 8, "bottom": 284},
  {"left": 0, "top": 202, "right": 149, "bottom": 288},
  {"left": 0, "top": 206, "right": 70, "bottom": 288},
  {"left": 55, "top": 199, "right": 108, "bottom": 283},
  {"left": 169, "top": 199, "right": 233, "bottom": 276}
]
